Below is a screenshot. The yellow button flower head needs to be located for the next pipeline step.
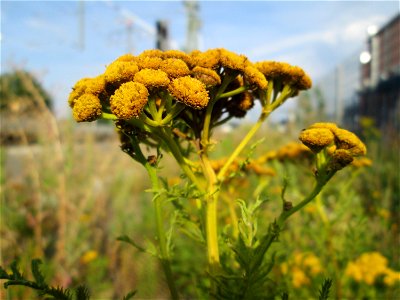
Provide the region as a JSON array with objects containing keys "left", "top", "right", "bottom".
[
  {"left": 110, "top": 81, "right": 149, "bottom": 119},
  {"left": 138, "top": 49, "right": 164, "bottom": 58},
  {"left": 329, "top": 149, "right": 354, "bottom": 171},
  {"left": 334, "top": 128, "right": 367, "bottom": 156},
  {"left": 68, "top": 76, "right": 105, "bottom": 107},
  {"left": 116, "top": 53, "right": 136, "bottom": 62},
  {"left": 191, "top": 66, "right": 221, "bottom": 86},
  {"left": 219, "top": 48, "right": 248, "bottom": 71},
  {"left": 160, "top": 58, "right": 191, "bottom": 78},
  {"left": 104, "top": 61, "right": 139, "bottom": 84},
  {"left": 133, "top": 68, "right": 170, "bottom": 88},
  {"left": 163, "top": 49, "right": 193, "bottom": 67},
  {"left": 243, "top": 65, "right": 268, "bottom": 90},
  {"left": 255, "top": 61, "right": 312, "bottom": 90},
  {"left": 72, "top": 94, "right": 102, "bottom": 122},
  {"left": 168, "top": 76, "right": 209, "bottom": 109},
  {"left": 309, "top": 122, "right": 339, "bottom": 132},
  {"left": 299, "top": 128, "right": 335, "bottom": 153},
  {"left": 190, "top": 49, "right": 221, "bottom": 69},
  {"left": 309, "top": 123, "right": 366, "bottom": 156},
  {"left": 135, "top": 55, "right": 163, "bottom": 70}
]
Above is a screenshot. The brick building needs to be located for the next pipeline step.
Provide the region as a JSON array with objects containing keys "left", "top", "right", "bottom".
[{"left": 358, "top": 14, "right": 400, "bottom": 133}]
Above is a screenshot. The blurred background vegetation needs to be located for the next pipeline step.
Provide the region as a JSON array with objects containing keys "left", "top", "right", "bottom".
[{"left": 1, "top": 1, "right": 399, "bottom": 299}]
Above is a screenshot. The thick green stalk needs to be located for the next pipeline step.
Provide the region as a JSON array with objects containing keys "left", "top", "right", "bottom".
[
  {"left": 158, "top": 128, "right": 205, "bottom": 191},
  {"left": 201, "top": 157, "right": 220, "bottom": 269},
  {"left": 146, "top": 166, "right": 180, "bottom": 300},
  {"left": 129, "top": 138, "right": 179, "bottom": 300},
  {"left": 217, "top": 111, "right": 269, "bottom": 182}
]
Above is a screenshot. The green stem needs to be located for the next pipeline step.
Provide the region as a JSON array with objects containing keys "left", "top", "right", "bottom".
[
  {"left": 161, "top": 103, "right": 186, "bottom": 125},
  {"left": 129, "top": 137, "right": 179, "bottom": 300},
  {"left": 201, "top": 156, "right": 220, "bottom": 266},
  {"left": 250, "top": 181, "right": 326, "bottom": 273},
  {"left": 279, "top": 181, "right": 326, "bottom": 222},
  {"left": 158, "top": 128, "right": 204, "bottom": 190},
  {"left": 101, "top": 112, "right": 117, "bottom": 120},
  {"left": 217, "top": 85, "right": 248, "bottom": 99},
  {"left": 217, "top": 111, "right": 269, "bottom": 182},
  {"left": 202, "top": 73, "right": 236, "bottom": 146}
]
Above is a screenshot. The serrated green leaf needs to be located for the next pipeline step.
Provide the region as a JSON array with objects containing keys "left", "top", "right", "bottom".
[
  {"left": 75, "top": 285, "right": 91, "bottom": 300},
  {"left": 318, "top": 278, "right": 333, "bottom": 300},
  {"left": 0, "top": 266, "right": 9, "bottom": 279},
  {"left": 10, "top": 260, "right": 23, "bottom": 280},
  {"left": 31, "top": 259, "right": 46, "bottom": 287}
]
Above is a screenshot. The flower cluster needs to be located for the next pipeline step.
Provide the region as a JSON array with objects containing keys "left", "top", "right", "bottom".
[
  {"left": 299, "top": 123, "right": 366, "bottom": 173},
  {"left": 345, "top": 252, "right": 400, "bottom": 286},
  {"left": 68, "top": 48, "right": 311, "bottom": 149},
  {"left": 258, "top": 142, "right": 313, "bottom": 164},
  {"left": 280, "top": 252, "right": 323, "bottom": 288},
  {"left": 209, "top": 157, "right": 276, "bottom": 178}
]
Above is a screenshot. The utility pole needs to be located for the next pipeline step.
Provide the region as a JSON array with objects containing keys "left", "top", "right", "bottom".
[
  {"left": 78, "top": 0, "right": 85, "bottom": 50},
  {"left": 156, "top": 20, "right": 169, "bottom": 50},
  {"left": 184, "top": 0, "right": 201, "bottom": 52}
]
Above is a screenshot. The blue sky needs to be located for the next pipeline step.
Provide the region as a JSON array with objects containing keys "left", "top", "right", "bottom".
[{"left": 1, "top": 1, "right": 398, "bottom": 118}]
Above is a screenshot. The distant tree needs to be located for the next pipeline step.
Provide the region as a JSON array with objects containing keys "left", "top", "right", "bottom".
[{"left": 0, "top": 70, "right": 53, "bottom": 112}]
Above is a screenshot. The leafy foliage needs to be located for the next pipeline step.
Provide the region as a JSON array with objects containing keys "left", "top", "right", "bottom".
[
  {"left": 0, "top": 71, "right": 52, "bottom": 111},
  {"left": 0, "top": 259, "right": 136, "bottom": 300}
]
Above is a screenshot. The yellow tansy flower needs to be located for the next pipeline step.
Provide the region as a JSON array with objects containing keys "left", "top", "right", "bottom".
[
  {"left": 104, "top": 60, "right": 139, "bottom": 84},
  {"left": 80, "top": 250, "right": 98, "bottom": 264},
  {"left": 383, "top": 269, "right": 400, "bottom": 286},
  {"left": 160, "top": 58, "right": 191, "bottom": 78},
  {"left": 299, "top": 128, "right": 335, "bottom": 153},
  {"left": 110, "top": 81, "right": 149, "bottom": 119},
  {"left": 133, "top": 68, "right": 170, "bottom": 88},
  {"left": 168, "top": 76, "right": 209, "bottom": 109},
  {"left": 191, "top": 66, "right": 221, "bottom": 86},
  {"left": 68, "top": 76, "right": 105, "bottom": 107},
  {"left": 72, "top": 94, "right": 102, "bottom": 122}
]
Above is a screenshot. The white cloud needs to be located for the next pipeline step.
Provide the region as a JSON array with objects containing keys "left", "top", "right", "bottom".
[{"left": 247, "top": 13, "right": 390, "bottom": 61}]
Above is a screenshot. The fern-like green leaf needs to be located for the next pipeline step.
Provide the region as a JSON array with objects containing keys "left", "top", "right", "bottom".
[
  {"left": 318, "top": 278, "right": 333, "bottom": 300},
  {"left": 31, "top": 259, "right": 46, "bottom": 287},
  {"left": 122, "top": 290, "right": 137, "bottom": 300},
  {"left": 75, "top": 285, "right": 91, "bottom": 300}
]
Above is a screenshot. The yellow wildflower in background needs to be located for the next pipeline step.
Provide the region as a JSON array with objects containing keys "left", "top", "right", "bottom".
[
  {"left": 280, "top": 252, "right": 323, "bottom": 288},
  {"left": 292, "top": 267, "right": 310, "bottom": 288},
  {"left": 80, "top": 250, "right": 98, "bottom": 264},
  {"left": 351, "top": 157, "right": 373, "bottom": 168},
  {"left": 383, "top": 269, "right": 400, "bottom": 286},
  {"left": 345, "top": 252, "right": 400, "bottom": 286}
]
